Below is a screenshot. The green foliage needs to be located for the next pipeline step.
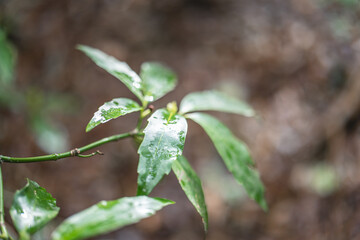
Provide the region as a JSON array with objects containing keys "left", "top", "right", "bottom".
[
  {"left": 172, "top": 156, "right": 208, "bottom": 231},
  {"left": 140, "top": 62, "right": 177, "bottom": 102},
  {"left": 187, "top": 113, "right": 267, "bottom": 210},
  {"left": 0, "top": 28, "right": 18, "bottom": 108},
  {"left": 51, "top": 196, "right": 174, "bottom": 240},
  {"left": 0, "top": 29, "right": 15, "bottom": 86},
  {"left": 179, "top": 90, "right": 255, "bottom": 117},
  {"left": 77, "top": 45, "right": 144, "bottom": 101},
  {"left": 137, "top": 108, "right": 187, "bottom": 195},
  {"left": 86, "top": 98, "right": 142, "bottom": 132},
  {"left": 1, "top": 45, "right": 268, "bottom": 240},
  {"left": 10, "top": 179, "right": 60, "bottom": 239}
]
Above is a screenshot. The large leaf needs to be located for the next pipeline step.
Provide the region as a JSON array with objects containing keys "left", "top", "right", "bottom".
[
  {"left": 77, "top": 45, "right": 143, "bottom": 100},
  {"left": 140, "top": 62, "right": 177, "bottom": 102},
  {"left": 137, "top": 109, "right": 187, "bottom": 195},
  {"left": 172, "top": 156, "right": 208, "bottom": 231},
  {"left": 86, "top": 98, "right": 142, "bottom": 132},
  {"left": 179, "top": 90, "right": 255, "bottom": 117},
  {"left": 187, "top": 113, "right": 267, "bottom": 210},
  {"left": 51, "top": 196, "right": 174, "bottom": 240},
  {"left": 10, "top": 179, "right": 60, "bottom": 238}
]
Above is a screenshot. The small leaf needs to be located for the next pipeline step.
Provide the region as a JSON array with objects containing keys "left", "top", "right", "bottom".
[
  {"left": 140, "top": 62, "right": 177, "bottom": 102},
  {"left": 137, "top": 109, "right": 188, "bottom": 195},
  {"left": 51, "top": 196, "right": 174, "bottom": 240},
  {"left": 172, "top": 156, "right": 208, "bottom": 231},
  {"left": 179, "top": 90, "right": 255, "bottom": 116},
  {"left": 77, "top": 45, "right": 143, "bottom": 100},
  {"left": 86, "top": 98, "right": 142, "bottom": 132},
  {"left": 10, "top": 179, "right": 60, "bottom": 237},
  {"left": 187, "top": 113, "right": 267, "bottom": 210}
]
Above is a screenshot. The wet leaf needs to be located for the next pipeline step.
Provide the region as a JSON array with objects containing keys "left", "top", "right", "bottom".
[
  {"left": 86, "top": 98, "right": 142, "bottom": 132},
  {"left": 10, "top": 179, "right": 60, "bottom": 238},
  {"left": 140, "top": 62, "right": 177, "bottom": 102},
  {"left": 172, "top": 156, "right": 208, "bottom": 231},
  {"left": 179, "top": 90, "right": 255, "bottom": 116},
  {"left": 51, "top": 196, "right": 174, "bottom": 240},
  {"left": 187, "top": 113, "right": 267, "bottom": 210},
  {"left": 137, "top": 109, "right": 187, "bottom": 195},
  {"left": 77, "top": 45, "right": 143, "bottom": 100}
]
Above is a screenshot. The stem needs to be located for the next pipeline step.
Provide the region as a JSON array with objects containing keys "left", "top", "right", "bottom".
[
  {"left": 0, "top": 164, "right": 10, "bottom": 239},
  {"left": 136, "top": 109, "right": 144, "bottom": 131},
  {"left": 135, "top": 101, "right": 149, "bottom": 131},
  {"left": 19, "top": 231, "right": 30, "bottom": 240},
  {"left": 0, "top": 132, "right": 136, "bottom": 163}
]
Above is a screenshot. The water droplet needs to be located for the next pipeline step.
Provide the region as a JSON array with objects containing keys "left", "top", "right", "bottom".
[
  {"left": 98, "top": 201, "right": 108, "bottom": 208},
  {"left": 145, "top": 95, "right": 154, "bottom": 102}
]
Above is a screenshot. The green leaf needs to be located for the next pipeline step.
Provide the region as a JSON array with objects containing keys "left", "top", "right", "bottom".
[
  {"left": 179, "top": 90, "right": 255, "bottom": 116},
  {"left": 140, "top": 62, "right": 177, "bottom": 102},
  {"left": 187, "top": 113, "right": 267, "bottom": 210},
  {"left": 10, "top": 179, "right": 60, "bottom": 238},
  {"left": 77, "top": 45, "right": 143, "bottom": 100},
  {"left": 172, "top": 156, "right": 208, "bottom": 231},
  {"left": 86, "top": 98, "right": 142, "bottom": 132},
  {"left": 137, "top": 109, "right": 187, "bottom": 195},
  {"left": 0, "top": 29, "right": 15, "bottom": 86},
  {"left": 51, "top": 196, "right": 174, "bottom": 240}
]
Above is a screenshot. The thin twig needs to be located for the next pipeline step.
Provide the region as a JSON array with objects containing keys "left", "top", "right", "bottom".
[{"left": 77, "top": 150, "right": 104, "bottom": 158}]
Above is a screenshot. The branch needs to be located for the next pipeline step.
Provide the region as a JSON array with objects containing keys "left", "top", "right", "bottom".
[{"left": 0, "top": 132, "right": 138, "bottom": 163}]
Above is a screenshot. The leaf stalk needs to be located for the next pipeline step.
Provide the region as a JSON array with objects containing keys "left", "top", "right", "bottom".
[{"left": 135, "top": 101, "right": 149, "bottom": 131}]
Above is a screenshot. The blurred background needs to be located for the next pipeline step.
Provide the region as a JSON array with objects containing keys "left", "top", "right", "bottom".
[{"left": 1, "top": 0, "right": 360, "bottom": 239}]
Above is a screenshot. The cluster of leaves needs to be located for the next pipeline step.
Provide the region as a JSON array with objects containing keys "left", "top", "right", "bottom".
[
  {"left": 6, "top": 45, "right": 267, "bottom": 240},
  {"left": 9, "top": 180, "right": 173, "bottom": 240}
]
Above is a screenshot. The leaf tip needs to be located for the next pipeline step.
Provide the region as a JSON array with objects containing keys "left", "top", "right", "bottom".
[
  {"left": 25, "top": 178, "right": 37, "bottom": 187},
  {"left": 76, "top": 44, "right": 87, "bottom": 51},
  {"left": 85, "top": 124, "right": 93, "bottom": 132},
  {"left": 204, "top": 223, "right": 209, "bottom": 233},
  {"left": 86, "top": 119, "right": 98, "bottom": 132},
  {"left": 260, "top": 200, "right": 269, "bottom": 212},
  {"left": 153, "top": 197, "right": 176, "bottom": 206}
]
